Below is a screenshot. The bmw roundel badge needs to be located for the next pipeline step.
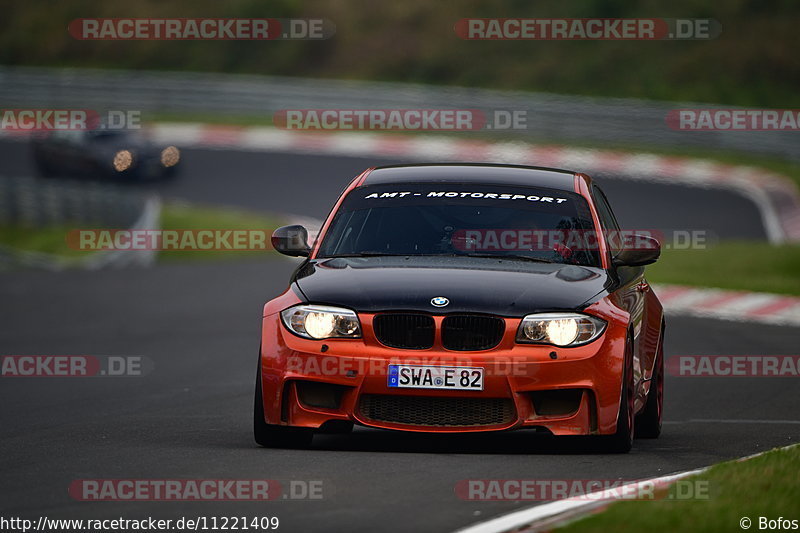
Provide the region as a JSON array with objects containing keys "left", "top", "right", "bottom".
[{"left": 431, "top": 296, "right": 450, "bottom": 307}]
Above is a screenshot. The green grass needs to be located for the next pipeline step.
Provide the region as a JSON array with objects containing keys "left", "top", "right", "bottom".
[
  {"left": 559, "top": 445, "right": 800, "bottom": 533},
  {"left": 157, "top": 202, "right": 284, "bottom": 262},
  {"left": 0, "top": 202, "right": 286, "bottom": 264},
  {"left": 0, "top": 225, "right": 86, "bottom": 258},
  {"left": 647, "top": 241, "right": 800, "bottom": 296}
]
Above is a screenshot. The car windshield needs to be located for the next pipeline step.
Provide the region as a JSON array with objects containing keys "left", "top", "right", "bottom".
[{"left": 317, "top": 182, "right": 601, "bottom": 267}]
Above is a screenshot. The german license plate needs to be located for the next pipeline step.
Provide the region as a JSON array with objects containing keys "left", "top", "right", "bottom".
[{"left": 387, "top": 365, "right": 484, "bottom": 391}]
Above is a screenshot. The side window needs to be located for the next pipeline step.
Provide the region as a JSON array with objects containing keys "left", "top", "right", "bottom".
[{"left": 592, "top": 185, "right": 622, "bottom": 256}]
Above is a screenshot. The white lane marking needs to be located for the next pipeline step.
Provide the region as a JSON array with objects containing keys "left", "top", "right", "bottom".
[
  {"left": 405, "top": 136, "right": 462, "bottom": 160},
  {"left": 686, "top": 419, "right": 800, "bottom": 425},
  {"left": 150, "top": 123, "right": 204, "bottom": 145},
  {"left": 619, "top": 154, "right": 668, "bottom": 178},
  {"left": 326, "top": 132, "right": 383, "bottom": 156},
  {"left": 240, "top": 128, "right": 297, "bottom": 151},
  {"left": 735, "top": 182, "right": 787, "bottom": 244},
  {"left": 712, "top": 293, "right": 789, "bottom": 314},
  {"left": 453, "top": 469, "right": 705, "bottom": 533},
  {"left": 680, "top": 160, "right": 720, "bottom": 182},
  {"left": 652, "top": 284, "right": 800, "bottom": 326},
  {"left": 453, "top": 443, "right": 800, "bottom": 533},
  {"left": 484, "top": 142, "right": 533, "bottom": 164},
  {"left": 658, "top": 288, "right": 720, "bottom": 310},
  {"left": 758, "top": 304, "right": 800, "bottom": 323},
  {"left": 553, "top": 148, "right": 601, "bottom": 170}
]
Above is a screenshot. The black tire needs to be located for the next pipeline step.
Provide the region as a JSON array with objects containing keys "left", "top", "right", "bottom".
[
  {"left": 254, "top": 356, "right": 313, "bottom": 449},
  {"left": 602, "top": 336, "right": 635, "bottom": 453},
  {"left": 318, "top": 420, "right": 354, "bottom": 434},
  {"left": 635, "top": 326, "right": 664, "bottom": 439}
]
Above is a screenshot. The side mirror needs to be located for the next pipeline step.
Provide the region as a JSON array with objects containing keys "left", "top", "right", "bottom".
[
  {"left": 271, "top": 225, "right": 311, "bottom": 257},
  {"left": 612, "top": 234, "right": 660, "bottom": 267}
]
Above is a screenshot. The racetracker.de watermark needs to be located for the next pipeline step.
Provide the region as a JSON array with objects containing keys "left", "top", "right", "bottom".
[
  {"left": 68, "top": 18, "right": 334, "bottom": 40},
  {"left": 455, "top": 18, "right": 721, "bottom": 40},
  {"left": 667, "top": 109, "right": 800, "bottom": 131},
  {"left": 0, "top": 109, "right": 141, "bottom": 131},
  {"left": 0, "top": 355, "right": 152, "bottom": 377},
  {"left": 68, "top": 229, "right": 273, "bottom": 251},
  {"left": 68, "top": 479, "right": 324, "bottom": 501},
  {"left": 274, "top": 109, "right": 529, "bottom": 131},
  {"left": 455, "top": 479, "right": 710, "bottom": 501},
  {"left": 68, "top": 228, "right": 712, "bottom": 252},
  {"left": 666, "top": 355, "right": 800, "bottom": 377},
  {"left": 451, "top": 229, "right": 711, "bottom": 252},
  {"left": 286, "top": 356, "right": 535, "bottom": 378}
]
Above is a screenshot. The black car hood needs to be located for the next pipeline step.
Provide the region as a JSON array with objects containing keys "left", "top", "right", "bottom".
[{"left": 293, "top": 256, "right": 610, "bottom": 317}]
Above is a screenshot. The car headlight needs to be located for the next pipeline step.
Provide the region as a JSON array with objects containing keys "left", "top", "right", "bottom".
[
  {"left": 160, "top": 146, "right": 180, "bottom": 167},
  {"left": 280, "top": 305, "right": 361, "bottom": 340},
  {"left": 516, "top": 313, "right": 606, "bottom": 347},
  {"left": 113, "top": 150, "right": 133, "bottom": 171}
]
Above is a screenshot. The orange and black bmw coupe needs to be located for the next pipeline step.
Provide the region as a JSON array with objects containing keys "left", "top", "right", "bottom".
[{"left": 256, "top": 164, "right": 664, "bottom": 453}]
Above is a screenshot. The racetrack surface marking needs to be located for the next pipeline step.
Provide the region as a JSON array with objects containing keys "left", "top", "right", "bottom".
[
  {"left": 2, "top": 124, "right": 799, "bottom": 243},
  {"left": 454, "top": 443, "right": 799, "bottom": 533},
  {"left": 141, "top": 123, "right": 800, "bottom": 244},
  {"left": 654, "top": 284, "right": 800, "bottom": 325}
]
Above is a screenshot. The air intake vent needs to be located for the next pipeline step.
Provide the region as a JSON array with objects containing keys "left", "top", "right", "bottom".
[
  {"left": 373, "top": 313, "right": 435, "bottom": 349},
  {"left": 442, "top": 315, "right": 505, "bottom": 351},
  {"left": 359, "top": 394, "right": 515, "bottom": 427}
]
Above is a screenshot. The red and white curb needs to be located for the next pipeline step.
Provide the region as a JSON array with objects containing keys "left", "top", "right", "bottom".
[
  {"left": 147, "top": 123, "right": 800, "bottom": 245},
  {"left": 6, "top": 125, "right": 800, "bottom": 324},
  {"left": 3, "top": 123, "right": 799, "bottom": 243},
  {"left": 147, "top": 124, "right": 800, "bottom": 327},
  {"left": 4, "top": 124, "right": 800, "bottom": 324},
  {"left": 453, "top": 443, "right": 799, "bottom": 533},
  {"left": 654, "top": 284, "right": 800, "bottom": 326}
]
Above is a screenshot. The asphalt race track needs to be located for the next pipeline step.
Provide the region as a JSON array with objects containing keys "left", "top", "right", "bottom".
[
  {"left": 1, "top": 140, "right": 796, "bottom": 532},
  {"left": 0, "top": 141, "right": 767, "bottom": 240}
]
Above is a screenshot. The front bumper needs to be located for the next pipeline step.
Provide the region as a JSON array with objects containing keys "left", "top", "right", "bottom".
[{"left": 259, "top": 309, "right": 628, "bottom": 436}]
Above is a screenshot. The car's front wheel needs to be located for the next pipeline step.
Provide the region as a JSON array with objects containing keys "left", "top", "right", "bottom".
[
  {"left": 635, "top": 326, "right": 664, "bottom": 439},
  {"left": 602, "top": 337, "right": 635, "bottom": 453},
  {"left": 254, "top": 356, "right": 313, "bottom": 449}
]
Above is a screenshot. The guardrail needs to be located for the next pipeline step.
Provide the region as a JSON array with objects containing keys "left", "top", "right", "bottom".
[
  {"left": 0, "top": 175, "right": 161, "bottom": 270},
  {"left": 0, "top": 66, "right": 796, "bottom": 162}
]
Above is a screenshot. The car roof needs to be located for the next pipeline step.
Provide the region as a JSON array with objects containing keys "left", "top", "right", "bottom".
[{"left": 362, "top": 163, "right": 579, "bottom": 191}]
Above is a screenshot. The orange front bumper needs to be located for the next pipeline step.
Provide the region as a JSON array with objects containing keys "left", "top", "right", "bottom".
[{"left": 259, "top": 305, "right": 628, "bottom": 436}]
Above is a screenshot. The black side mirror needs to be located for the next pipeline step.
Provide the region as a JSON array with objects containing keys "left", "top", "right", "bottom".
[
  {"left": 271, "top": 225, "right": 311, "bottom": 257},
  {"left": 612, "top": 234, "right": 661, "bottom": 267}
]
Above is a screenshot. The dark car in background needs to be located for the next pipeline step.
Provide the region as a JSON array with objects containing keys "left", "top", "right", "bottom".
[{"left": 31, "top": 128, "right": 181, "bottom": 181}]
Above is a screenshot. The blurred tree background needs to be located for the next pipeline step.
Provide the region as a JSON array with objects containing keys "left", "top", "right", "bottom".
[{"left": 1, "top": 0, "right": 798, "bottom": 105}]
